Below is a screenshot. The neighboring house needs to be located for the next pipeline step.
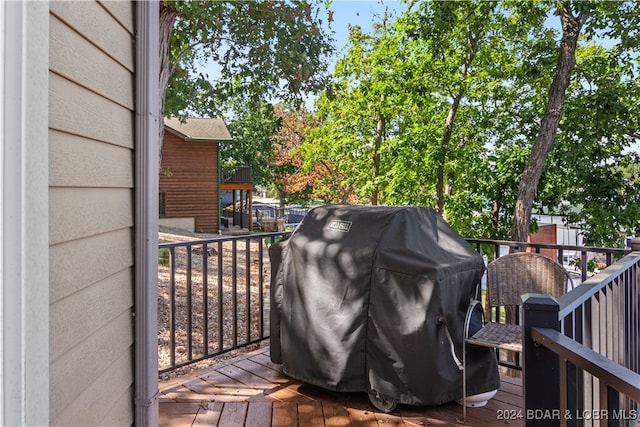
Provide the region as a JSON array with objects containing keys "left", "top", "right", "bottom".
[
  {"left": 160, "top": 117, "right": 232, "bottom": 233},
  {"left": 531, "top": 213, "right": 584, "bottom": 247},
  {"left": 2, "top": 1, "right": 159, "bottom": 425},
  {"left": 527, "top": 223, "right": 561, "bottom": 260},
  {"left": 530, "top": 212, "right": 585, "bottom": 265}
]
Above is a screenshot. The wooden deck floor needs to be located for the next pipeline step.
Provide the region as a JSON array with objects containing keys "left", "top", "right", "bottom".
[{"left": 159, "top": 345, "right": 523, "bottom": 426}]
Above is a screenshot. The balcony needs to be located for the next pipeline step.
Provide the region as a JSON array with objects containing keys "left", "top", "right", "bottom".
[
  {"left": 221, "top": 166, "right": 252, "bottom": 185},
  {"left": 220, "top": 166, "right": 254, "bottom": 230},
  {"left": 158, "top": 235, "right": 640, "bottom": 426}
]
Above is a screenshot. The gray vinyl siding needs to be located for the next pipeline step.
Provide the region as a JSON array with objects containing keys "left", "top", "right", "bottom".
[{"left": 48, "top": 1, "right": 135, "bottom": 425}]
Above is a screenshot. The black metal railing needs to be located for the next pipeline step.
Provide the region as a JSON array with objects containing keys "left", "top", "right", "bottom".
[
  {"left": 465, "top": 239, "right": 630, "bottom": 284},
  {"left": 465, "top": 239, "right": 631, "bottom": 373},
  {"left": 158, "top": 232, "right": 288, "bottom": 374},
  {"left": 158, "top": 234, "right": 635, "bottom": 378},
  {"left": 523, "top": 251, "right": 640, "bottom": 427}
]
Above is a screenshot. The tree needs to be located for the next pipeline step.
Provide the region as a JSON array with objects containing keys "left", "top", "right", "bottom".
[
  {"left": 303, "top": 21, "right": 398, "bottom": 205},
  {"left": 269, "top": 107, "right": 330, "bottom": 205},
  {"left": 158, "top": 0, "right": 334, "bottom": 152},
  {"left": 223, "top": 100, "right": 281, "bottom": 188},
  {"left": 303, "top": 0, "right": 551, "bottom": 226},
  {"left": 460, "top": 3, "right": 558, "bottom": 239},
  {"left": 403, "top": 1, "right": 503, "bottom": 213},
  {"left": 510, "top": 1, "right": 640, "bottom": 243},
  {"left": 299, "top": 0, "right": 638, "bottom": 245},
  {"left": 554, "top": 42, "right": 640, "bottom": 247},
  {"left": 510, "top": 2, "right": 588, "bottom": 242}
]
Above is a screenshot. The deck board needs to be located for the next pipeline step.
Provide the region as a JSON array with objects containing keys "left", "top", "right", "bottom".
[
  {"left": 159, "top": 345, "right": 523, "bottom": 426},
  {"left": 322, "top": 402, "right": 353, "bottom": 427},
  {"left": 272, "top": 401, "right": 298, "bottom": 426},
  {"left": 217, "top": 402, "right": 248, "bottom": 426},
  {"left": 297, "top": 401, "right": 325, "bottom": 427},
  {"left": 244, "top": 401, "right": 272, "bottom": 427},
  {"left": 192, "top": 402, "right": 223, "bottom": 426}
]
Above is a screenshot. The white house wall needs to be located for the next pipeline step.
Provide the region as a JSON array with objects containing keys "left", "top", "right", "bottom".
[
  {"left": 0, "top": 1, "right": 50, "bottom": 425},
  {"left": 49, "top": 13, "right": 134, "bottom": 109},
  {"left": 48, "top": 1, "right": 136, "bottom": 424},
  {"left": 49, "top": 129, "right": 133, "bottom": 188}
]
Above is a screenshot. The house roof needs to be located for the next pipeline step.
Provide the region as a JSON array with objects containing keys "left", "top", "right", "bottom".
[{"left": 164, "top": 117, "right": 232, "bottom": 142}]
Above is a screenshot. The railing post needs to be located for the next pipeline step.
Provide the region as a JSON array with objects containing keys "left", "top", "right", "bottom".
[{"left": 522, "top": 293, "right": 560, "bottom": 427}]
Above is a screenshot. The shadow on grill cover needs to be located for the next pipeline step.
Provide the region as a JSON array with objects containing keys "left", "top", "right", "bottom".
[{"left": 269, "top": 205, "right": 499, "bottom": 407}]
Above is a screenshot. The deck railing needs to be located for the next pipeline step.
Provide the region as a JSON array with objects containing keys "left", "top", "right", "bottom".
[
  {"left": 465, "top": 239, "right": 631, "bottom": 372},
  {"left": 465, "top": 239, "right": 630, "bottom": 284},
  {"left": 523, "top": 249, "right": 640, "bottom": 427},
  {"left": 158, "top": 232, "right": 288, "bottom": 374},
  {"left": 158, "top": 234, "right": 636, "bottom": 390},
  {"left": 221, "top": 166, "right": 252, "bottom": 183}
]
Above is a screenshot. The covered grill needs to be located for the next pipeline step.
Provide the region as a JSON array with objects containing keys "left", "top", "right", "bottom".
[{"left": 269, "top": 205, "right": 499, "bottom": 408}]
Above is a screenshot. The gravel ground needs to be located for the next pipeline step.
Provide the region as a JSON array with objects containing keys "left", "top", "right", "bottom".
[{"left": 158, "top": 226, "right": 272, "bottom": 381}]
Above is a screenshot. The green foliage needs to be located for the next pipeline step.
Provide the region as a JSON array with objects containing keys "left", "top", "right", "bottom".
[
  {"left": 164, "top": 0, "right": 334, "bottom": 118},
  {"left": 160, "top": 0, "right": 640, "bottom": 246},
  {"left": 158, "top": 248, "right": 170, "bottom": 267},
  {"left": 570, "top": 256, "right": 601, "bottom": 274},
  {"left": 303, "top": 1, "right": 551, "bottom": 229},
  {"left": 161, "top": 1, "right": 335, "bottom": 210},
  {"left": 300, "top": 0, "right": 640, "bottom": 245},
  {"left": 302, "top": 33, "right": 389, "bottom": 205},
  {"left": 554, "top": 39, "right": 640, "bottom": 247},
  {"left": 223, "top": 101, "right": 281, "bottom": 187}
]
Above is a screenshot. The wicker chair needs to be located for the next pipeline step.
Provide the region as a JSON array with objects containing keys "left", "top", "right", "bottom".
[{"left": 461, "top": 252, "right": 574, "bottom": 419}]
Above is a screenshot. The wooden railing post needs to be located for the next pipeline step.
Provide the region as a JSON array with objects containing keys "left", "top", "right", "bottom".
[{"left": 522, "top": 293, "right": 561, "bottom": 427}]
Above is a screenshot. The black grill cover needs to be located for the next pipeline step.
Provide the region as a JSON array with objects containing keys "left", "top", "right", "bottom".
[{"left": 269, "top": 205, "right": 499, "bottom": 406}]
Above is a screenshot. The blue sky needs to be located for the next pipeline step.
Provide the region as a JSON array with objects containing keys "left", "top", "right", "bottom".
[{"left": 323, "top": 0, "right": 409, "bottom": 69}]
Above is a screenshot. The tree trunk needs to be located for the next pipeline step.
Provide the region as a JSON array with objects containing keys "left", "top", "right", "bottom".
[
  {"left": 492, "top": 194, "right": 501, "bottom": 233},
  {"left": 435, "top": 26, "right": 480, "bottom": 213},
  {"left": 510, "top": 4, "right": 588, "bottom": 243},
  {"left": 158, "top": 3, "right": 179, "bottom": 166},
  {"left": 371, "top": 95, "right": 385, "bottom": 206},
  {"left": 436, "top": 92, "right": 462, "bottom": 213},
  {"left": 340, "top": 182, "right": 355, "bottom": 204},
  {"left": 278, "top": 187, "right": 286, "bottom": 208}
]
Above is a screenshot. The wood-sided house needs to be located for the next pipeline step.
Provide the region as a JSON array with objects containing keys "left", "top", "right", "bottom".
[
  {"left": 2, "top": 1, "right": 160, "bottom": 425},
  {"left": 160, "top": 117, "right": 232, "bottom": 234}
]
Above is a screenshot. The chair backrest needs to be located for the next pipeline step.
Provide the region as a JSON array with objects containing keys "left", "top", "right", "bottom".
[{"left": 486, "top": 252, "right": 569, "bottom": 309}]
